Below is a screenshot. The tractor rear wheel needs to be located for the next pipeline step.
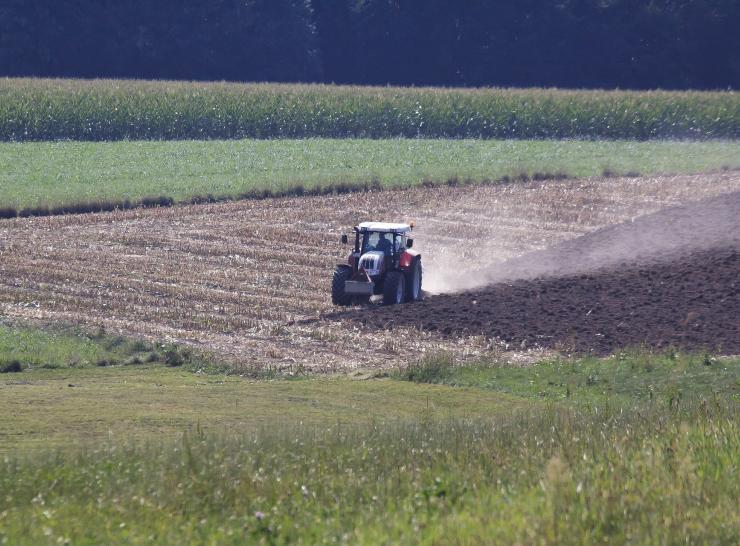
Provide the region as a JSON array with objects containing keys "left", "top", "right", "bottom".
[
  {"left": 383, "top": 270, "right": 406, "bottom": 305},
  {"left": 405, "top": 258, "right": 423, "bottom": 302},
  {"left": 331, "top": 266, "right": 353, "bottom": 306}
]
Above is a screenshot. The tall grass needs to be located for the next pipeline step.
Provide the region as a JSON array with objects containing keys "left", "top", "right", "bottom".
[
  {"left": 0, "top": 323, "right": 189, "bottom": 370},
  {"left": 398, "top": 350, "right": 740, "bottom": 407},
  {"left": 1, "top": 401, "right": 737, "bottom": 544},
  {"left": 2, "top": 78, "right": 739, "bottom": 141}
]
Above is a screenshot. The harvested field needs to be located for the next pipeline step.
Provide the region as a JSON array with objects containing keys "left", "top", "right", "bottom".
[{"left": 1, "top": 172, "right": 739, "bottom": 370}]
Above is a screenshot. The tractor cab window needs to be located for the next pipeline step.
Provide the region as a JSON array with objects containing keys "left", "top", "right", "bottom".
[{"left": 362, "top": 231, "right": 404, "bottom": 255}]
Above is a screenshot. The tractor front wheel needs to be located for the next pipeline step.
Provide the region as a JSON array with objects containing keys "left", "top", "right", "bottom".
[
  {"left": 383, "top": 270, "right": 406, "bottom": 305},
  {"left": 331, "top": 266, "right": 353, "bottom": 306}
]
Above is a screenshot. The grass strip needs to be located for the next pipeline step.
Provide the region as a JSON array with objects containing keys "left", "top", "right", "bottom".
[
  {"left": 2, "top": 138, "right": 740, "bottom": 216},
  {"left": 396, "top": 350, "right": 740, "bottom": 407},
  {"left": 0, "top": 322, "right": 193, "bottom": 371}
]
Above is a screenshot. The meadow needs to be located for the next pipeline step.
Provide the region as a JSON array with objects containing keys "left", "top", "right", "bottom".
[
  {"left": 1, "top": 344, "right": 738, "bottom": 545},
  {"left": 1, "top": 138, "right": 740, "bottom": 212},
  {"left": 2, "top": 78, "right": 740, "bottom": 141}
]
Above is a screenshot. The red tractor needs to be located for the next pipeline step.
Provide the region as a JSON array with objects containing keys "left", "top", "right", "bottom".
[{"left": 332, "top": 222, "right": 422, "bottom": 306}]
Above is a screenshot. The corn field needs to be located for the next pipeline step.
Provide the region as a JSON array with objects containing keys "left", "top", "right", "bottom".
[{"left": 2, "top": 78, "right": 739, "bottom": 141}]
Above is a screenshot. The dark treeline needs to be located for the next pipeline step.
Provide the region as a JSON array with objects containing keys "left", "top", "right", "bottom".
[{"left": 1, "top": 0, "right": 738, "bottom": 90}]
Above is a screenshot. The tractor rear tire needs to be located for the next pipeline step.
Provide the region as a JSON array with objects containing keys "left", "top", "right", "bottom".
[
  {"left": 383, "top": 270, "right": 406, "bottom": 305},
  {"left": 332, "top": 266, "right": 353, "bottom": 306},
  {"left": 405, "top": 258, "right": 423, "bottom": 302}
]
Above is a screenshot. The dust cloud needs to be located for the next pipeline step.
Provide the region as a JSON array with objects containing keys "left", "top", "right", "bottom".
[{"left": 421, "top": 189, "right": 740, "bottom": 295}]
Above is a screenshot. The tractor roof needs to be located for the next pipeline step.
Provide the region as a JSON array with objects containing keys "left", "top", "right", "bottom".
[{"left": 357, "top": 222, "right": 412, "bottom": 233}]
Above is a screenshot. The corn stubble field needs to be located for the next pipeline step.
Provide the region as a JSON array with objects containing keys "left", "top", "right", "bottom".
[{"left": 2, "top": 172, "right": 739, "bottom": 372}]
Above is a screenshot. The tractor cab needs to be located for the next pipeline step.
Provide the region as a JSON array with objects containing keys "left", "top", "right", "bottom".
[
  {"left": 359, "top": 223, "right": 411, "bottom": 255},
  {"left": 333, "top": 222, "right": 422, "bottom": 306},
  {"left": 355, "top": 222, "right": 413, "bottom": 274}
]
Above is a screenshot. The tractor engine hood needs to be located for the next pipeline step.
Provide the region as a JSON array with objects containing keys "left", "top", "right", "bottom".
[{"left": 358, "top": 251, "right": 385, "bottom": 277}]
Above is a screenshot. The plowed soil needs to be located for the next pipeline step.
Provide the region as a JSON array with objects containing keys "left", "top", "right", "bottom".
[
  {"left": 342, "top": 192, "right": 740, "bottom": 355},
  {"left": 2, "top": 172, "right": 739, "bottom": 370}
]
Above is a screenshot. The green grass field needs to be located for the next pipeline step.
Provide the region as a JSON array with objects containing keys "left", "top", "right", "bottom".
[
  {"left": 0, "top": 365, "right": 526, "bottom": 452},
  {"left": 398, "top": 351, "right": 740, "bottom": 407},
  {"left": 0, "top": 322, "right": 198, "bottom": 372},
  {"left": 2, "top": 138, "right": 740, "bottom": 211},
  {"left": 1, "top": 324, "right": 738, "bottom": 544},
  {"left": 1, "top": 353, "right": 737, "bottom": 544},
  {"left": 2, "top": 78, "right": 740, "bottom": 141}
]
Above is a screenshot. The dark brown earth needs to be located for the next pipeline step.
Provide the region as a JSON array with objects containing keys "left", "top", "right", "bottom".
[{"left": 340, "top": 191, "right": 740, "bottom": 355}]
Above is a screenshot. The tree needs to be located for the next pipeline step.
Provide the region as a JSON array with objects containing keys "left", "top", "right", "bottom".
[{"left": 0, "top": 0, "right": 738, "bottom": 89}]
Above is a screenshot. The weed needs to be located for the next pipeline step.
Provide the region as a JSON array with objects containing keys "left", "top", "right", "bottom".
[
  {"left": 398, "top": 352, "right": 456, "bottom": 383},
  {"left": 162, "top": 344, "right": 191, "bottom": 367},
  {"left": 127, "top": 339, "right": 153, "bottom": 353}
]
